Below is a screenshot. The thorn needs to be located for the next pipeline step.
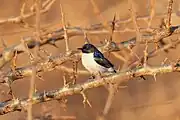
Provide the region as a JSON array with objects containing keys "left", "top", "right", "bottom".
[
  {"left": 20, "top": 37, "right": 35, "bottom": 62},
  {"left": 36, "top": 74, "right": 44, "bottom": 81},
  {"left": 63, "top": 75, "right": 70, "bottom": 88},
  {"left": 89, "top": 75, "right": 95, "bottom": 80},
  {"left": 34, "top": 84, "right": 38, "bottom": 94},
  {"left": 100, "top": 40, "right": 104, "bottom": 45},
  {"left": 111, "top": 13, "right": 116, "bottom": 32},
  {"left": 20, "top": 2, "right": 26, "bottom": 16},
  {"left": 161, "top": 57, "right": 168, "bottom": 65},
  {"left": 1, "top": 38, "right": 7, "bottom": 48},
  {"left": 117, "top": 65, "right": 121, "bottom": 71},
  {"left": 43, "top": 90, "right": 47, "bottom": 99},
  {"left": 176, "top": 58, "right": 180, "bottom": 64},
  {"left": 11, "top": 50, "right": 18, "bottom": 72},
  {"left": 107, "top": 83, "right": 119, "bottom": 93},
  {"left": 118, "top": 85, "right": 128, "bottom": 89},
  {"left": 81, "top": 91, "right": 92, "bottom": 108},
  {"left": 48, "top": 40, "right": 59, "bottom": 48},
  {"left": 128, "top": 47, "right": 141, "bottom": 62},
  {"left": 8, "top": 87, "right": 16, "bottom": 100},
  {"left": 140, "top": 75, "right": 146, "bottom": 80},
  {"left": 72, "top": 60, "right": 78, "bottom": 85},
  {"left": 154, "top": 42, "right": 160, "bottom": 51},
  {"left": 104, "top": 39, "right": 108, "bottom": 43},
  {"left": 143, "top": 40, "right": 148, "bottom": 67},
  {"left": 153, "top": 73, "right": 157, "bottom": 82},
  {"left": 84, "top": 31, "right": 90, "bottom": 44},
  {"left": 38, "top": 47, "right": 52, "bottom": 59}
]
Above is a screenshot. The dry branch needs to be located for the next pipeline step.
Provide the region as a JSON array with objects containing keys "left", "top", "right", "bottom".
[
  {"left": 0, "top": 64, "right": 180, "bottom": 115},
  {"left": 148, "top": 0, "right": 156, "bottom": 28},
  {"left": 60, "top": 3, "right": 70, "bottom": 53},
  {"left": 128, "top": 0, "right": 141, "bottom": 41},
  {"left": 5, "top": 35, "right": 180, "bottom": 84},
  {"left": 2, "top": 41, "right": 125, "bottom": 83},
  {"left": 0, "top": 0, "right": 56, "bottom": 25},
  {"left": 27, "top": 0, "right": 42, "bottom": 120},
  {"left": 1, "top": 21, "right": 180, "bottom": 69},
  {"left": 166, "top": 0, "right": 174, "bottom": 29}
]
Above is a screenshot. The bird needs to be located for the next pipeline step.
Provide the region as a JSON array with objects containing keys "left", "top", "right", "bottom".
[{"left": 78, "top": 43, "right": 116, "bottom": 78}]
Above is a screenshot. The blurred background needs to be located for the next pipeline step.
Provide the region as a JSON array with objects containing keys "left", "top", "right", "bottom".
[{"left": 0, "top": 0, "right": 180, "bottom": 120}]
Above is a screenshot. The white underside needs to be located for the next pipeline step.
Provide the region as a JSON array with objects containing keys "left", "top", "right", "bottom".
[{"left": 81, "top": 53, "right": 114, "bottom": 74}]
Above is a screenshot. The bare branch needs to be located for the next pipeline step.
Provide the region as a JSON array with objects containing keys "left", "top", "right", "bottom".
[
  {"left": 0, "top": 0, "right": 56, "bottom": 25},
  {"left": 0, "top": 64, "right": 180, "bottom": 115},
  {"left": 128, "top": 0, "right": 141, "bottom": 41},
  {"left": 1, "top": 18, "right": 180, "bottom": 69},
  {"left": 28, "top": 0, "right": 42, "bottom": 120},
  {"left": 166, "top": 0, "right": 174, "bottom": 29},
  {"left": 143, "top": 40, "right": 148, "bottom": 67},
  {"left": 30, "top": 0, "right": 55, "bottom": 12},
  {"left": 148, "top": 0, "right": 156, "bottom": 29},
  {"left": 60, "top": 3, "right": 70, "bottom": 53},
  {"left": 3, "top": 41, "right": 122, "bottom": 83}
]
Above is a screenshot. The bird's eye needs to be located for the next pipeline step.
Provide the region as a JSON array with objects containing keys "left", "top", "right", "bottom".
[{"left": 86, "top": 45, "right": 90, "bottom": 49}]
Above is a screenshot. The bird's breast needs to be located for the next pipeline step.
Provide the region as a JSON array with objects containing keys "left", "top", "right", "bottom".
[
  {"left": 81, "top": 53, "right": 95, "bottom": 67},
  {"left": 81, "top": 53, "right": 106, "bottom": 73}
]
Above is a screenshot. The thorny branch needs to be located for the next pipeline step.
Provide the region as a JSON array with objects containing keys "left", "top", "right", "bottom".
[
  {"left": 128, "top": 0, "right": 141, "bottom": 41},
  {"left": 27, "top": 0, "right": 41, "bottom": 120},
  {"left": 166, "top": 0, "right": 174, "bottom": 29},
  {"left": 148, "top": 0, "right": 156, "bottom": 29},
  {"left": 2, "top": 34, "right": 180, "bottom": 85},
  {"left": 0, "top": 0, "right": 56, "bottom": 25},
  {"left": 0, "top": 0, "right": 178, "bottom": 69},
  {"left": 1, "top": 41, "right": 122, "bottom": 83},
  {"left": 60, "top": 3, "right": 70, "bottom": 53},
  {"left": 1, "top": 21, "right": 180, "bottom": 69},
  {"left": 0, "top": 64, "right": 180, "bottom": 115}
]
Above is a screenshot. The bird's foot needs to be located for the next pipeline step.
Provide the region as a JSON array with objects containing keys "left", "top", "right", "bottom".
[
  {"left": 87, "top": 75, "right": 95, "bottom": 82},
  {"left": 89, "top": 75, "right": 95, "bottom": 79}
]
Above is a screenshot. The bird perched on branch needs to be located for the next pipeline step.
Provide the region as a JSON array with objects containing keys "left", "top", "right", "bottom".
[{"left": 78, "top": 43, "right": 116, "bottom": 78}]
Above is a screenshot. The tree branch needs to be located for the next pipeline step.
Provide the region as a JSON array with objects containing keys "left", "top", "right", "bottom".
[
  {"left": 0, "top": 0, "right": 56, "bottom": 25},
  {"left": 2, "top": 40, "right": 124, "bottom": 83},
  {"left": 1, "top": 21, "right": 180, "bottom": 69},
  {"left": 0, "top": 64, "right": 180, "bottom": 115}
]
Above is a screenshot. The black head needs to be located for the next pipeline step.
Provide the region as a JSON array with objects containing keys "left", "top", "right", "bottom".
[{"left": 78, "top": 44, "right": 97, "bottom": 53}]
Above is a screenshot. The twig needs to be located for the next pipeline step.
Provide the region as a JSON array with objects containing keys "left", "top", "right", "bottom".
[
  {"left": 128, "top": 0, "right": 141, "bottom": 41},
  {"left": 27, "top": 0, "right": 41, "bottom": 120},
  {"left": 101, "top": 53, "right": 131, "bottom": 117},
  {"left": 128, "top": 38, "right": 180, "bottom": 69},
  {"left": 143, "top": 40, "right": 148, "bottom": 67},
  {"left": 30, "top": 0, "right": 55, "bottom": 12},
  {"left": 90, "top": 0, "right": 116, "bottom": 43},
  {"left": 148, "top": 0, "right": 156, "bottom": 29},
  {"left": 90, "top": 0, "right": 107, "bottom": 29},
  {"left": 0, "top": 0, "right": 55, "bottom": 25},
  {"left": 166, "top": 0, "right": 174, "bottom": 29},
  {"left": 60, "top": 3, "right": 70, "bottom": 53}
]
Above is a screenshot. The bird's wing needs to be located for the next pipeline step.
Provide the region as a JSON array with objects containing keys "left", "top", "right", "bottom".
[{"left": 94, "top": 51, "right": 114, "bottom": 68}]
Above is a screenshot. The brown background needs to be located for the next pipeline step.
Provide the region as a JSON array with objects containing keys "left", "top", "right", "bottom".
[{"left": 1, "top": 0, "right": 180, "bottom": 120}]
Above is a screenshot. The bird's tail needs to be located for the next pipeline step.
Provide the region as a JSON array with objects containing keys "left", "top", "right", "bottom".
[{"left": 108, "top": 67, "right": 116, "bottom": 73}]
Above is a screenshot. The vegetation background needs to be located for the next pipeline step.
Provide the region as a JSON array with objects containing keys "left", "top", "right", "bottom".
[{"left": 0, "top": 0, "right": 180, "bottom": 120}]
